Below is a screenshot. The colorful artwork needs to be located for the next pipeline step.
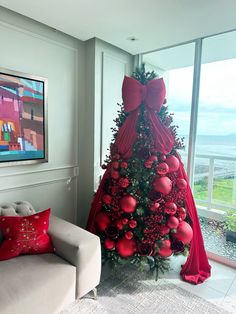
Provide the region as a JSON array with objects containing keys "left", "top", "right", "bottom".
[{"left": 0, "top": 69, "right": 47, "bottom": 165}]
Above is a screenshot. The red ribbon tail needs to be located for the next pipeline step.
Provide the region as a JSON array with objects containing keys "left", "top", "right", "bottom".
[
  {"left": 148, "top": 111, "right": 174, "bottom": 154},
  {"left": 114, "top": 109, "right": 139, "bottom": 159},
  {"left": 176, "top": 154, "right": 211, "bottom": 284}
]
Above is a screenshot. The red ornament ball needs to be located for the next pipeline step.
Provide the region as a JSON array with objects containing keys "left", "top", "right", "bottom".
[
  {"left": 112, "top": 161, "right": 119, "bottom": 169},
  {"left": 122, "top": 218, "right": 128, "bottom": 225},
  {"left": 111, "top": 170, "right": 120, "bottom": 180},
  {"left": 149, "top": 155, "right": 158, "bottom": 162},
  {"left": 104, "top": 238, "right": 115, "bottom": 250},
  {"left": 120, "top": 161, "right": 128, "bottom": 169},
  {"left": 153, "top": 176, "right": 172, "bottom": 195},
  {"left": 160, "top": 154, "right": 166, "bottom": 161},
  {"left": 129, "top": 219, "right": 137, "bottom": 229},
  {"left": 111, "top": 161, "right": 119, "bottom": 169},
  {"left": 95, "top": 212, "right": 110, "bottom": 232},
  {"left": 166, "top": 155, "right": 180, "bottom": 172},
  {"left": 103, "top": 194, "right": 112, "bottom": 205},
  {"left": 164, "top": 202, "right": 177, "bottom": 215},
  {"left": 156, "top": 162, "right": 169, "bottom": 175},
  {"left": 177, "top": 207, "right": 187, "bottom": 220},
  {"left": 125, "top": 231, "right": 133, "bottom": 240},
  {"left": 158, "top": 247, "right": 173, "bottom": 257},
  {"left": 176, "top": 178, "right": 187, "bottom": 190},
  {"left": 167, "top": 216, "right": 179, "bottom": 229},
  {"left": 116, "top": 238, "right": 136, "bottom": 258},
  {"left": 160, "top": 239, "right": 171, "bottom": 249},
  {"left": 144, "top": 160, "right": 153, "bottom": 169},
  {"left": 120, "top": 195, "right": 137, "bottom": 213},
  {"left": 173, "top": 221, "right": 193, "bottom": 244},
  {"left": 116, "top": 220, "right": 123, "bottom": 230},
  {"left": 119, "top": 178, "right": 129, "bottom": 188},
  {"left": 149, "top": 202, "right": 160, "bottom": 212}
]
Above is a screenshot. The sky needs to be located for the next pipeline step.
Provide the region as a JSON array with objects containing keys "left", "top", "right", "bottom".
[{"left": 165, "top": 58, "right": 236, "bottom": 137}]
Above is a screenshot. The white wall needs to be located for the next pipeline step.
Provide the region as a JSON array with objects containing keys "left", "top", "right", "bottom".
[
  {"left": 0, "top": 8, "right": 134, "bottom": 228},
  {"left": 78, "top": 38, "right": 134, "bottom": 227},
  {"left": 0, "top": 7, "right": 85, "bottom": 223}
]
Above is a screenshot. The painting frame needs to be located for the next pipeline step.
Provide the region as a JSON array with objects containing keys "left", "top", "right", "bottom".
[{"left": 0, "top": 67, "right": 48, "bottom": 167}]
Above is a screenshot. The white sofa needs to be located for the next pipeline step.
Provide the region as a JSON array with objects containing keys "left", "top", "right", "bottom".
[{"left": 0, "top": 201, "right": 101, "bottom": 314}]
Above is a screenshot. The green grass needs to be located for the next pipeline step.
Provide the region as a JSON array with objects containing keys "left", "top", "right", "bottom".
[{"left": 194, "top": 177, "right": 236, "bottom": 208}]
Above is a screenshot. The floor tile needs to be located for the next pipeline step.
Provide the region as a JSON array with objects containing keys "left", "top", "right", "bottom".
[
  {"left": 204, "top": 260, "right": 236, "bottom": 294},
  {"left": 227, "top": 277, "right": 236, "bottom": 299}
]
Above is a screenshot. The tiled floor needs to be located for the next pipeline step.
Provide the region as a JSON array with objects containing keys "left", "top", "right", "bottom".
[{"left": 159, "top": 255, "right": 236, "bottom": 313}]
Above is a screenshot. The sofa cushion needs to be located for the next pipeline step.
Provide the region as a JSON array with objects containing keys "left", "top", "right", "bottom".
[
  {"left": 0, "top": 253, "right": 76, "bottom": 314},
  {"left": 0, "top": 208, "right": 54, "bottom": 261},
  {"left": 0, "top": 201, "right": 36, "bottom": 244}
]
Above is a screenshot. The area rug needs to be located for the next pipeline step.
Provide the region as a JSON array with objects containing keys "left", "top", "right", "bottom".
[{"left": 60, "top": 267, "right": 229, "bottom": 314}]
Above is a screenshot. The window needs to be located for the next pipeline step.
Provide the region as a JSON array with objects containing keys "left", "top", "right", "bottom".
[{"left": 142, "top": 30, "right": 236, "bottom": 264}]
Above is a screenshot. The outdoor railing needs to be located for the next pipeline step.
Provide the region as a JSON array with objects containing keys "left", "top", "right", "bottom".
[{"left": 193, "top": 154, "right": 236, "bottom": 213}]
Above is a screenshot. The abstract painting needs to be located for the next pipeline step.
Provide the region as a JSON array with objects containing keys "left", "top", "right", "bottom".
[{"left": 0, "top": 68, "right": 47, "bottom": 165}]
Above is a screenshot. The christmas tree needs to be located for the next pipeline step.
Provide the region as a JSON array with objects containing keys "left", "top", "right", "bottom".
[{"left": 87, "top": 65, "right": 211, "bottom": 284}]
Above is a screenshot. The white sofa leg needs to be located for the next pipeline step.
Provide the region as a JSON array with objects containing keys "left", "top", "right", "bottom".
[{"left": 92, "top": 288, "right": 98, "bottom": 300}]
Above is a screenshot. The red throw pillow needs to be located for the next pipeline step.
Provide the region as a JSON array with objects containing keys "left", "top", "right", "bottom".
[{"left": 0, "top": 208, "right": 54, "bottom": 261}]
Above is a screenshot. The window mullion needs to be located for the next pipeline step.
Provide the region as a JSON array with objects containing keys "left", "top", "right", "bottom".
[{"left": 187, "top": 38, "right": 203, "bottom": 189}]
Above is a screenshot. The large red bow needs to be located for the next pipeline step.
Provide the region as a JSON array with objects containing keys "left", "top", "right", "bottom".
[
  {"left": 122, "top": 76, "right": 166, "bottom": 112},
  {"left": 114, "top": 76, "right": 174, "bottom": 158}
]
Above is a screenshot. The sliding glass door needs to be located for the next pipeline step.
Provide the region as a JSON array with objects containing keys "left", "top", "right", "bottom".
[
  {"left": 142, "top": 30, "right": 236, "bottom": 265},
  {"left": 194, "top": 31, "right": 236, "bottom": 262}
]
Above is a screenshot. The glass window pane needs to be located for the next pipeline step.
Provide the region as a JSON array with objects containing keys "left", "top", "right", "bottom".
[
  {"left": 194, "top": 31, "right": 236, "bottom": 262},
  {"left": 143, "top": 43, "right": 195, "bottom": 167}
]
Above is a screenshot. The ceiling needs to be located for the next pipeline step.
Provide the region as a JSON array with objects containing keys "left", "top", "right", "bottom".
[{"left": 0, "top": 0, "right": 236, "bottom": 55}]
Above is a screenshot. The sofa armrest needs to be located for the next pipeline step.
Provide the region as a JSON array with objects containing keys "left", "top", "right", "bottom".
[{"left": 48, "top": 215, "right": 101, "bottom": 299}]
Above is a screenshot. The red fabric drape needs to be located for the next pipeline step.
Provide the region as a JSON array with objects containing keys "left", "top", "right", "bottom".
[
  {"left": 87, "top": 75, "right": 211, "bottom": 284},
  {"left": 176, "top": 153, "right": 211, "bottom": 284},
  {"left": 87, "top": 166, "right": 111, "bottom": 233}
]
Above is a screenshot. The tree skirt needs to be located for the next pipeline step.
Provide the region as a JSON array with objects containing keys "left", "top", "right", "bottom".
[{"left": 60, "top": 267, "right": 228, "bottom": 314}]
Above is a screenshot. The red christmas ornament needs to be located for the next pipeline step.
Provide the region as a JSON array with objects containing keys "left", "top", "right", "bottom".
[
  {"left": 160, "top": 154, "right": 166, "bottom": 161},
  {"left": 177, "top": 207, "right": 187, "bottom": 220},
  {"left": 166, "top": 155, "right": 180, "bottom": 172},
  {"left": 120, "top": 161, "right": 128, "bottom": 169},
  {"left": 149, "top": 202, "right": 160, "bottom": 212},
  {"left": 149, "top": 155, "right": 158, "bottom": 162},
  {"left": 164, "top": 202, "right": 177, "bottom": 215},
  {"left": 144, "top": 160, "right": 153, "bottom": 168},
  {"left": 158, "top": 247, "right": 173, "bottom": 258},
  {"left": 122, "top": 218, "right": 128, "bottom": 225},
  {"left": 103, "top": 194, "right": 112, "bottom": 205},
  {"left": 119, "top": 178, "right": 130, "bottom": 188},
  {"left": 116, "top": 220, "right": 123, "bottom": 230},
  {"left": 112, "top": 161, "right": 119, "bottom": 169},
  {"left": 176, "top": 178, "right": 187, "bottom": 190},
  {"left": 111, "top": 170, "right": 120, "bottom": 180},
  {"left": 156, "top": 162, "right": 169, "bottom": 175},
  {"left": 125, "top": 231, "right": 133, "bottom": 240},
  {"left": 120, "top": 195, "right": 137, "bottom": 213},
  {"left": 129, "top": 219, "right": 137, "bottom": 229},
  {"left": 116, "top": 238, "right": 136, "bottom": 258},
  {"left": 153, "top": 176, "right": 172, "bottom": 195},
  {"left": 173, "top": 221, "right": 193, "bottom": 244},
  {"left": 95, "top": 212, "right": 110, "bottom": 232},
  {"left": 104, "top": 238, "right": 115, "bottom": 250},
  {"left": 167, "top": 216, "right": 179, "bottom": 229},
  {"left": 160, "top": 239, "right": 171, "bottom": 249}
]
